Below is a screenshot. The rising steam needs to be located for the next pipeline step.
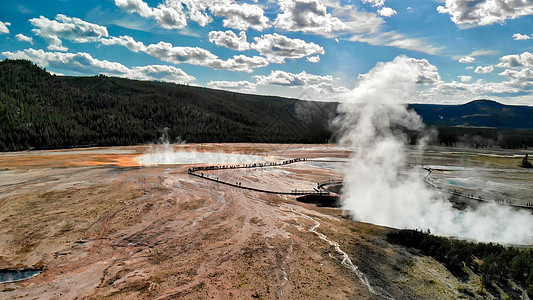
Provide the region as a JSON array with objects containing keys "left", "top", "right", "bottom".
[
  {"left": 138, "top": 129, "right": 265, "bottom": 166},
  {"left": 335, "top": 56, "right": 533, "bottom": 245}
]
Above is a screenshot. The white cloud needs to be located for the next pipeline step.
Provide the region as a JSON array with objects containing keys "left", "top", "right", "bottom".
[
  {"left": 15, "top": 33, "right": 33, "bottom": 44},
  {"left": 114, "top": 0, "right": 236, "bottom": 29},
  {"left": 458, "top": 56, "right": 475, "bottom": 63},
  {"left": 307, "top": 82, "right": 349, "bottom": 94},
  {"left": 496, "top": 51, "right": 533, "bottom": 68},
  {"left": 97, "top": 35, "right": 268, "bottom": 72},
  {"left": 143, "top": 41, "right": 268, "bottom": 72},
  {"left": 210, "top": 3, "right": 270, "bottom": 31},
  {"left": 377, "top": 7, "right": 397, "bottom": 17},
  {"left": 222, "top": 55, "right": 269, "bottom": 73},
  {"left": 1, "top": 48, "right": 195, "bottom": 83},
  {"left": 499, "top": 68, "right": 533, "bottom": 89},
  {"left": 0, "top": 21, "right": 10, "bottom": 34},
  {"left": 132, "top": 64, "right": 196, "bottom": 83},
  {"left": 207, "top": 80, "right": 257, "bottom": 92},
  {"left": 100, "top": 35, "right": 146, "bottom": 52},
  {"left": 255, "top": 70, "right": 332, "bottom": 86},
  {"left": 30, "top": 14, "right": 108, "bottom": 51},
  {"left": 208, "top": 30, "right": 250, "bottom": 51},
  {"left": 466, "top": 66, "right": 474, "bottom": 70},
  {"left": 274, "top": 0, "right": 345, "bottom": 35},
  {"left": 458, "top": 75, "right": 472, "bottom": 82},
  {"left": 272, "top": 0, "right": 438, "bottom": 55},
  {"left": 115, "top": 0, "right": 186, "bottom": 29},
  {"left": 361, "top": 0, "right": 386, "bottom": 7},
  {"left": 513, "top": 33, "right": 532, "bottom": 40},
  {"left": 251, "top": 33, "right": 325, "bottom": 63},
  {"left": 145, "top": 41, "right": 219, "bottom": 66},
  {"left": 307, "top": 55, "right": 320, "bottom": 63},
  {"left": 474, "top": 65, "right": 494, "bottom": 74},
  {"left": 255, "top": 69, "right": 348, "bottom": 95},
  {"left": 437, "top": 0, "right": 533, "bottom": 27}
]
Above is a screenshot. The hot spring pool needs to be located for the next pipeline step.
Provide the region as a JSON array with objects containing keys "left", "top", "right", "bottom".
[{"left": 138, "top": 151, "right": 267, "bottom": 166}]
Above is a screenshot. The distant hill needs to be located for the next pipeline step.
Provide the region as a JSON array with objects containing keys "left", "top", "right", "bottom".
[
  {"left": 0, "top": 59, "right": 532, "bottom": 151},
  {"left": 409, "top": 100, "right": 533, "bottom": 129}
]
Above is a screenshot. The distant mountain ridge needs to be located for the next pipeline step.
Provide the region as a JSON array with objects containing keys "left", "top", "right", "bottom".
[{"left": 409, "top": 100, "right": 533, "bottom": 129}]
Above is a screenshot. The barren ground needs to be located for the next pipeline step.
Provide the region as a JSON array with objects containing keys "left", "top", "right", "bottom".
[{"left": 0, "top": 143, "right": 527, "bottom": 299}]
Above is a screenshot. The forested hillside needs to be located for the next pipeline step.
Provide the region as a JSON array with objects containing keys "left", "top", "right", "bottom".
[{"left": 0, "top": 59, "right": 334, "bottom": 151}]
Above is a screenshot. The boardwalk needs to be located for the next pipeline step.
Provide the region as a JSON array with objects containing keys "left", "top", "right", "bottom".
[
  {"left": 422, "top": 167, "right": 532, "bottom": 210},
  {"left": 188, "top": 158, "right": 331, "bottom": 196}
]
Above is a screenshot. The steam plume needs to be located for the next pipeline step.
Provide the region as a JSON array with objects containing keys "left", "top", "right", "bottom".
[{"left": 335, "top": 56, "right": 533, "bottom": 244}]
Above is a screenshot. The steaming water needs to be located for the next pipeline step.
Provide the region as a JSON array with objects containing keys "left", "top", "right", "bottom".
[
  {"left": 335, "top": 55, "right": 533, "bottom": 245},
  {"left": 138, "top": 143, "right": 266, "bottom": 165},
  {"left": 139, "top": 151, "right": 265, "bottom": 165}
]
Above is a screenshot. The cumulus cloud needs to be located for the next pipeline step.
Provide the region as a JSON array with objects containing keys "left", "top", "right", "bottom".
[
  {"left": 255, "top": 70, "right": 332, "bottom": 86},
  {"left": 222, "top": 55, "right": 269, "bottom": 72},
  {"left": 499, "top": 68, "right": 533, "bottom": 89},
  {"left": 100, "top": 35, "right": 146, "bottom": 52},
  {"left": 207, "top": 80, "right": 257, "bottom": 92},
  {"left": 306, "top": 55, "right": 320, "bottom": 63},
  {"left": 30, "top": 14, "right": 108, "bottom": 51},
  {"left": 306, "top": 82, "right": 349, "bottom": 94},
  {"left": 132, "top": 64, "right": 196, "bottom": 82},
  {"left": 255, "top": 69, "right": 348, "bottom": 95},
  {"left": 210, "top": 3, "right": 270, "bottom": 31},
  {"left": 145, "top": 41, "right": 219, "bottom": 65},
  {"left": 251, "top": 33, "right": 324, "bottom": 63},
  {"left": 115, "top": 0, "right": 187, "bottom": 29},
  {"left": 513, "top": 33, "right": 532, "bottom": 40},
  {"left": 272, "top": 0, "right": 437, "bottom": 55},
  {"left": 98, "top": 35, "right": 268, "bottom": 72},
  {"left": 474, "top": 65, "right": 495, "bottom": 74},
  {"left": 377, "top": 7, "right": 397, "bottom": 17},
  {"left": 208, "top": 30, "right": 250, "bottom": 51},
  {"left": 437, "top": 0, "right": 533, "bottom": 27},
  {"left": 458, "top": 75, "right": 472, "bottom": 82},
  {"left": 274, "top": 0, "right": 345, "bottom": 35},
  {"left": 496, "top": 51, "right": 533, "bottom": 68},
  {"left": 144, "top": 41, "right": 268, "bottom": 72},
  {"left": 361, "top": 0, "right": 386, "bottom": 7},
  {"left": 466, "top": 66, "right": 474, "bottom": 70},
  {"left": 0, "top": 21, "right": 10, "bottom": 34},
  {"left": 15, "top": 33, "right": 33, "bottom": 44},
  {"left": 1, "top": 48, "right": 195, "bottom": 83},
  {"left": 458, "top": 56, "right": 475, "bottom": 63}
]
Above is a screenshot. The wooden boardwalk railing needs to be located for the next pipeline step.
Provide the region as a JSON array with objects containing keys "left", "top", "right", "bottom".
[{"left": 187, "top": 158, "right": 330, "bottom": 196}]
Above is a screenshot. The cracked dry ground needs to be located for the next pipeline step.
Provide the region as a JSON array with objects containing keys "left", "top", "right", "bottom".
[{"left": 0, "top": 144, "right": 466, "bottom": 299}]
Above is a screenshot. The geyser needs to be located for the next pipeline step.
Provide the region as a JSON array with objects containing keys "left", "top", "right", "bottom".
[{"left": 334, "top": 56, "right": 533, "bottom": 244}]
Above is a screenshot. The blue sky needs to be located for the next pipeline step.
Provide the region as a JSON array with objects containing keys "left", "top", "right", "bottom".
[{"left": 1, "top": 0, "right": 532, "bottom": 104}]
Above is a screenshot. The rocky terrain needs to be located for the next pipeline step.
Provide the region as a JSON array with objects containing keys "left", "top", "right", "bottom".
[{"left": 0, "top": 144, "right": 529, "bottom": 299}]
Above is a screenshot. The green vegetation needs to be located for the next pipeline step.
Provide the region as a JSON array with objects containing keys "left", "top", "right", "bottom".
[
  {"left": 434, "top": 127, "right": 533, "bottom": 149},
  {"left": 388, "top": 229, "right": 533, "bottom": 298},
  {"left": 520, "top": 154, "right": 533, "bottom": 168},
  {"left": 0, "top": 59, "right": 333, "bottom": 151}
]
